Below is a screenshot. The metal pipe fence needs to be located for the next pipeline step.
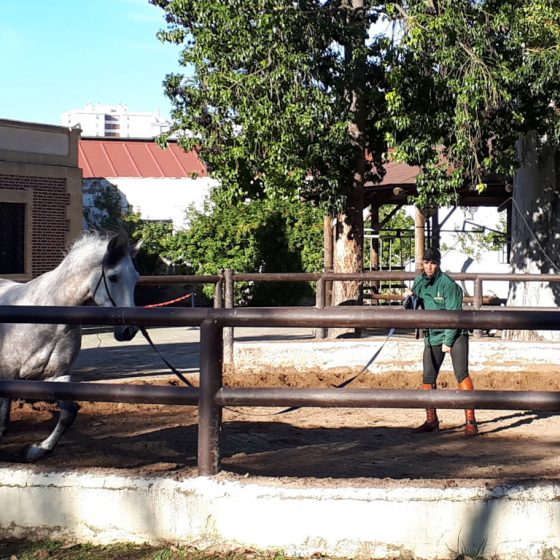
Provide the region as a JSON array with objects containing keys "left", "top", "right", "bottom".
[
  {"left": 138, "top": 270, "right": 560, "bottom": 352},
  {"left": 2, "top": 305, "right": 560, "bottom": 475}
]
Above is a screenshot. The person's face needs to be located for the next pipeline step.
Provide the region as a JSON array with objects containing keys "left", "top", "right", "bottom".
[{"left": 423, "top": 259, "right": 440, "bottom": 278}]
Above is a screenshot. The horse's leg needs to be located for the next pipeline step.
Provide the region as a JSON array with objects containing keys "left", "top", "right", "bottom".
[
  {"left": 0, "top": 398, "right": 11, "bottom": 438},
  {"left": 24, "top": 376, "right": 80, "bottom": 463}
]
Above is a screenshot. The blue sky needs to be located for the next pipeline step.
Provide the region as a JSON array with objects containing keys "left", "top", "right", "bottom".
[{"left": 0, "top": 0, "right": 186, "bottom": 126}]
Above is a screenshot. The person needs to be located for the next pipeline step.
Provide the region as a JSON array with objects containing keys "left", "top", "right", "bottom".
[{"left": 405, "top": 247, "right": 478, "bottom": 436}]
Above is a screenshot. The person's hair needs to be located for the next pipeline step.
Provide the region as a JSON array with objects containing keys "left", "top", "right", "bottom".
[{"left": 423, "top": 247, "right": 441, "bottom": 263}]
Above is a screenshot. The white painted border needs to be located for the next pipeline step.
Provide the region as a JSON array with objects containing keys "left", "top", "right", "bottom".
[
  {"left": 1, "top": 467, "right": 560, "bottom": 559},
  {"left": 234, "top": 339, "right": 560, "bottom": 375}
]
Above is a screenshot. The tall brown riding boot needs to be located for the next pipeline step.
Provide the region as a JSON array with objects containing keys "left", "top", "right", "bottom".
[
  {"left": 458, "top": 376, "right": 478, "bottom": 436},
  {"left": 413, "top": 383, "right": 439, "bottom": 433}
]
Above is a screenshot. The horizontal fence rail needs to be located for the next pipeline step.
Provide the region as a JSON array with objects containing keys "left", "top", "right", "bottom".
[
  {"left": 133, "top": 270, "right": 560, "bottom": 349},
  {"left": 2, "top": 304, "right": 560, "bottom": 475},
  {"left": 2, "top": 305, "right": 560, "bottom": 330},
  {"left": 138, "top": 275, "right": 221, "bottom": 285},
  {"left": 2, "top": 382, "right": 559, "bottom": 412},
  {"left": 216, "top": 388, "right": 560, "bottom": 411},
  {"left": 0, "top": 379, "right": 199, "bottom": 405}
]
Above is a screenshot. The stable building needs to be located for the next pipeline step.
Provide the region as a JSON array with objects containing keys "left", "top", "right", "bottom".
[
  {"left": 0, "top": 119, "right": 83, "bottom": 280},
  {"left": 79, "top": 137, "right": 217, "bottom": 231}
]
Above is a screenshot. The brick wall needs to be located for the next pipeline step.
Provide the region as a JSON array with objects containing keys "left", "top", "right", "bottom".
[{"left": 0, "top": 174, "right": 70, "bottom": 277}]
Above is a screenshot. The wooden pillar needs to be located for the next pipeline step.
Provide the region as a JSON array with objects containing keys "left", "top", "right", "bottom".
[
  {"left": 323, "top": 214, "right": 334, "bottom": 307},
  {"left": 414, "top": 208, "right": 426, "bottom": 273},
  {"left": 223, "top": 268, "right": 234, "bottom": 365},
  {"left": 370, "top": 205, "right": 380, "bottom": 271},
  {"left": 323, "top": 214, "right": 334, "bottom": 272},
  {"left": 198, "top": 320, "right": 223, "bottom": 476}
]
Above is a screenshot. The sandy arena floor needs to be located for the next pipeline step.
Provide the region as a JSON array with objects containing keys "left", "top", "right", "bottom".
[{"left": 2, "top": 327, "right": 560, "bottom": 487}]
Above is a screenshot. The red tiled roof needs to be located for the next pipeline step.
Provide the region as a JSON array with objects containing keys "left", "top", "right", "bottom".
[
  {"left": 79, "top": 138, "right": 208, "bottom": 178},
  {"left": 379, "top": 159, "right": 421, "bottom": 185}
]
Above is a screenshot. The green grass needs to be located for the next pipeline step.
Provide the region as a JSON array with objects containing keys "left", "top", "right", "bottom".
[
  {"left": 0, "top": 541, "right": 287, "bottom": 560},
  {"left": 0, "top": 540, "right": 490, "bottom": 560},
  {"left": 0, "top": 541, "right": 334, "bottom": 560}
]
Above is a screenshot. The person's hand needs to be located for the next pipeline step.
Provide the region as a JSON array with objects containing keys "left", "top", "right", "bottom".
[
  {"left": 442, "top": 344, "right": 451, "bottom": 353},
  {"left": 403, "top": 289, "right": 413, "bottom": 297}
]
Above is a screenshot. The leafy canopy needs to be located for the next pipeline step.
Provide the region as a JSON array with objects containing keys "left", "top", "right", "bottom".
[
  {"left": 150, "top": 0, "right": 389, "bottom": 213},
  {"left": 176, "top": 190, "right": 324, "bottom": 305},
  {"left": 384, "top": 0, "right": 560, "bottom": 207}
]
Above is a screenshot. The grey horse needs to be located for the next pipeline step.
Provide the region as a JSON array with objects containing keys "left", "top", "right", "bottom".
[{"left": 0, "top": 231, "right": 141, "bottom": 461}]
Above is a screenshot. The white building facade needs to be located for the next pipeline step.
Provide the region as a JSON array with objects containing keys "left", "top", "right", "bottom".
[
  {"left": 79, "top": 138, "right": 216, "bottom": 231},
  {"left": 62, "top": 104, "right": 171, "bottom": 138}
]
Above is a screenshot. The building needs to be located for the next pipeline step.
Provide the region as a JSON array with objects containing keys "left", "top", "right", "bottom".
[
  {"left": 79, "top": 137, "right": 218, "bottom": 231},
  {"left": 0, "top": 119, "right": 82, "bottom": 280},
  {"left": 62, "top": 103, "right": 171, "bottom": 138}
]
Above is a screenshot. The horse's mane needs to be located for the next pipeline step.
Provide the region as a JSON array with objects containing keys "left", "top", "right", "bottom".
[{"left": 62, "top": 232, "right": 111, "bottom": 273}]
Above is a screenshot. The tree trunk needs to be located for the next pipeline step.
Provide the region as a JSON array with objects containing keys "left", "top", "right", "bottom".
[
  {"left": 503, "top": 133, "right": 560, "bottom": 341},
  {"left": 329, "top": 199, "right": 364, "bottom": 338},
  {"left": 328, "top": 0, "right": 366, "bottom": 338}
]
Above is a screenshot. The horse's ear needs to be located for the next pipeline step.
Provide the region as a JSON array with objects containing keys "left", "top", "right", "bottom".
[
  {"left": 105, "top": 231, "right": 129, "bottom": 266},
  {"left": 130, "top": 239, "right": 143, "bottom": 257}
]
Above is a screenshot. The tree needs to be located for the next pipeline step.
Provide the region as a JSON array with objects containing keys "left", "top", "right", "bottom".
[
  {"left": 385, "top": 0, "right": 560, "bottom": 207},
  {"left": 150, "top": 0, "right": 388, "bottom": 310},
  {"left": 151, "top": 0, "right": 560, "bottom": 336},
  {"left": 384, "top": 0, "right": 560, "bottom": 339},
  {"left": 176, "top": 191, "right": 324, "bottom": 305}
]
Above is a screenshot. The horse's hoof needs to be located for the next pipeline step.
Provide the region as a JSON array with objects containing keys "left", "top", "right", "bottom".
[{"left": 23, "top": 445, "right": 51, "bottom": 463}]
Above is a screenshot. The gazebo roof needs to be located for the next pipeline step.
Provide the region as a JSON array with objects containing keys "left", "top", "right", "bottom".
[{"left": 364, "top": 162, "right": 510, "bottom": 208}]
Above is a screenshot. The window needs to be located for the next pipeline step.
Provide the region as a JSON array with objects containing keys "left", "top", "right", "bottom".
[{"left": 0, "top": 202, "right": 25, "bottom": 274}]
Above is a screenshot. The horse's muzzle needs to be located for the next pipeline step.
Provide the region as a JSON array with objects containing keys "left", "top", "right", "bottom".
[{"left": 114, "top": 325, "right": 139, "bottom": 342}]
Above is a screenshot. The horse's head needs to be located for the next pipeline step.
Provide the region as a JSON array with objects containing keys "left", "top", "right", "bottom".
[{"left": 92, "top": 231, "right": 142, "bottom": 341}]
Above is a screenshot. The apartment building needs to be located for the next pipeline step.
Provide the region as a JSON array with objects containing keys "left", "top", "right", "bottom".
[{"left": 61, "top": 103, "right": 171, "bottom": 138}]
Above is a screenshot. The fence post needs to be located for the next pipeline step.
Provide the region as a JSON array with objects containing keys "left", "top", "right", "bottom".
[
  {"left": 223, "top": 268, "right": 234, "bottom": 364},
  {"left": 198, "top": 319, "right": 224, "bottom": 476},
  {"left": 316, "top": 275, "right": 327, "bottom": 339},
  {"left": 473, "top": 277, "right": 483, "bottom": 339}
]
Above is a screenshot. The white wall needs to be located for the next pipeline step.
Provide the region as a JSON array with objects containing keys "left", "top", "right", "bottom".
[
  {"left": 84, "top": 176, "right": 218, "bottom": 231},
  {"left": 401, "top": 206, "right": 511, "bottom": 298},
  {"left": 2, "top": 466, "right": 560, "bottom": 559}
]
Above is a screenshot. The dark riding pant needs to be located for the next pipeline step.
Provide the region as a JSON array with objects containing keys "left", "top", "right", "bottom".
[{"left": 422, "top": 334, "right": 469, "bottom": 385}]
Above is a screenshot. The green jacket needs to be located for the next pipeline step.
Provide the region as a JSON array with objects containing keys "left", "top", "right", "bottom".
[{"left": 412, "top": 270, "right": 465, "bottom": 347}]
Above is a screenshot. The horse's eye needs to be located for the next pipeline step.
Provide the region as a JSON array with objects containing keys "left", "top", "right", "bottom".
[{"left": 108, "top": 274, "right": 118, "bottom": 283}]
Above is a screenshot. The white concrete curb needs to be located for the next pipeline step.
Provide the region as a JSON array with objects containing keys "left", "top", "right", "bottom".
[
  {"left": 234, "top": 338, "right": 560, "bottom": 374},
  {"left": 1, "top": 466, "right": 560, "bottom": 559}
]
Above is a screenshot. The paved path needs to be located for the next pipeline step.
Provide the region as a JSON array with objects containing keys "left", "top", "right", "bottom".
[{"left": 72, "top": 326, "right": 318, "bottom": 381}]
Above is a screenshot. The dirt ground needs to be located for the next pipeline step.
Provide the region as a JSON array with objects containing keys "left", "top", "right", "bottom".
[{"left": 3, "top": 365, "right": 560, "bottom": 488}]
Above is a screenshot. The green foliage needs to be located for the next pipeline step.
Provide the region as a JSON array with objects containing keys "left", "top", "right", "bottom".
[
  {"left": 385, "top": 0, "right": 560, "bottom": 208},
  {"left": 177, "top": 190, "right": 323, "bottom": 305},
  {"left": 125, "top": 217, "right": 178, "bottom": 275},
  {"left": 150, "top": 0, "right": 388, "bottom": 214},
  {"left": 0, "top": 540, "right": 336, "bottom": 560},
  {"left": 83, "top": 181, "right": 127, "bottom": 232},
  {"left": 142, "top": 0, "right": 560, "bottom": 283}
]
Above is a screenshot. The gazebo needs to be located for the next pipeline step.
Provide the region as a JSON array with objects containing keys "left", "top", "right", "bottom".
[{"left": 322, "top": 160, "right": 512, "bottom": 275}]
